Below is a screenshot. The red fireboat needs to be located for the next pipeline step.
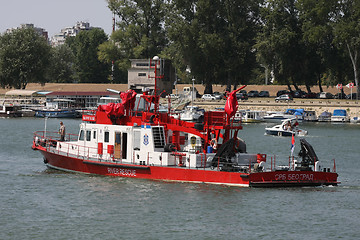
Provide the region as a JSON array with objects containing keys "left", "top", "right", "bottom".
[{"left": 32, "top": 57, "right": 338, "bottom": 187}]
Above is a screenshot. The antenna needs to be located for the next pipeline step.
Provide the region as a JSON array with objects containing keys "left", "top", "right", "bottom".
[{"left": 111, "top": 12, "right": 116, "bottom": 82}]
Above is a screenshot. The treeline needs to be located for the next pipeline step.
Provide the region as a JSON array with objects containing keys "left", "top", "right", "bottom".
[
  {"left": 1, "top": 0, "right": 359, "bottom": 94},
  {"left": 0, "top": 27, "right": 114, "bottom": 89}
]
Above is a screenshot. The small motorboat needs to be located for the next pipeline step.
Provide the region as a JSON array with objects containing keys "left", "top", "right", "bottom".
[
  {"left": 263, "top": 108, "right": 304, "bottom": 122},
  {"left": 234, "top": 110, "right": 265, "bottom": 123},
  {"left": 303, "top": 110, "right": 317, "bottom": 122},
  {"left": 350, "top": 116, "right": 360, "bottom": 123},
  {"left": 331, "top": 109, "right": 350, "bottom": 122},
  {"left": 265, "top": 118, "right": 308, "bottom": 137},
  {"left": 318, "top": 111, "right": 332, "bottom": 122}
]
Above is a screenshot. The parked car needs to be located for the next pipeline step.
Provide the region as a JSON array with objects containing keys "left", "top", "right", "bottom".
[
  {"left": 201, "top": 94, "right": 216, "bottom": 101},
  {"left": 302, "top": 92, "right": 317, "bottom": 98},
  {"left": 248, "top": 90, "right": 259, "bottom": 97},
  {"left": 259, "top": 91, "right": 270, "bottom": 97},
  {"left": 276, "top": 90, "right": 291, "bottom": 97},
  {"left": 346, "top": 93, "right": 360, "bottom": 99},
  {"left": 334, "top": 92, "right": 347, "bottom": 99},
  {"left": 319, "top": 92, "right": 334, "bottom": 99},
  {"left": 213, "top": 92, "right": 224, "bottom": 100},
  {"left": 275, "top": 94, "right": 293, "bottom": 102},
  {"left": 293, "top": 90, "right": 306, "bottom": 98},
  {"left": 236, "top": 92, "right": 248, "bottom": 100}
]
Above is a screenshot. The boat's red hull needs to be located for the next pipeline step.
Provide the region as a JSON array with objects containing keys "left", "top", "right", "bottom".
[
  {"left": 39, "top": 150, "right": 250, "bottom": 186},
  {"left": 37, "top": 149, "right": 338, "bottom": 187}
]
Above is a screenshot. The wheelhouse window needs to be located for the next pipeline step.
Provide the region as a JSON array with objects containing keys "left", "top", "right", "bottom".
[
  {"left": 93, "top": 130, "right": 96, "bottom": 139},
  {"left": 133, "top": 130, "right": 140, "bottom": 150},
  {"left": 86, "top": 130, "right": 91, "bottom": 141},
  {"left": 79, "top": 130, "right": 84, "bottom": 141},
  {"left": 104, "top": 131, "right": 110, "bottom": 143}
]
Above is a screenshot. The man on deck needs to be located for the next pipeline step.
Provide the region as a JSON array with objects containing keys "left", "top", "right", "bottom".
[{"left": 59, "top": 121, "right": 66, "bottom": 141}]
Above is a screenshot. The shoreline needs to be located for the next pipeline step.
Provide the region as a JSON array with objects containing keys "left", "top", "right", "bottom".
[
  {"left": 2, "top": 83, "right": 359, "bottom": 117},
  {"left": 0, "top": 83, "right": 354, "bottom": 96},
  {"left": 168, "top": 98, "right": 360, "bottom": 117}
]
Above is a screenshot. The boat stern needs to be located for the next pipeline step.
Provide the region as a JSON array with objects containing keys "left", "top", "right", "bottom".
[{"left": 249, "top": 170, "right": 338, "bottom": 187}]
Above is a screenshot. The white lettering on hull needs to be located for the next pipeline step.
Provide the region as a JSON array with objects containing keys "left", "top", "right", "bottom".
[
  {"left": 275, "top": 173, "right": 314, "bottom": 181},
  {"left": 107, "top": 168, "right": 136, "bottom": 177}
]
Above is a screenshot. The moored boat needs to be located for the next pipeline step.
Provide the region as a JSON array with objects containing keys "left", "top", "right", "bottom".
[
  {"left": 34, "top": 109, "right": 80, "bottom": 118},
  {"left": 350, "top": 116, "right": 360, "bottom": 123},
  {"left": 263, "top": 108, "right": 304, "bottom": 122},
  {"left": 0, "top": 104, "right": 22, "bottom": 117},
  {"left": 331, "top": 109, "right": 350, "bottom": 122},
  {"left": 234, "top": 110, "right": 265, "bottom": 123},
  {"left": 34, "top": 99, "right": 80, "bottom": 118},
  {"left": 318, "top": 111, "right": 332, "bottom": 122},
  {"left": 303, "top": 110, "right": 317, "bottom": 122},
  {"left": 31, "top": 57, "right": 338, "bottom": 187}
]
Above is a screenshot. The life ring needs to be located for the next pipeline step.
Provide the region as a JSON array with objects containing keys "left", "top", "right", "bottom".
[{"left": 210, "top": 138, "right": 218, "bottom": 150}]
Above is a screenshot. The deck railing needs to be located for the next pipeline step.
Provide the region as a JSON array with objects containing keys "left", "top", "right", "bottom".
[{"left": 33, "top": 131, "right": 112, "bottom": 162}]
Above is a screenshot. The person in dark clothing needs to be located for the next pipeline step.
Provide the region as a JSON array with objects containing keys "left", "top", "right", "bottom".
[{"left": 59, "top": 121, "right": 66, "bottom": 141}]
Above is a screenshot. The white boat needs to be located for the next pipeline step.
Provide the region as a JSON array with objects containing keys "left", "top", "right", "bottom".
[
  {"left": 179, "top": 105, "right": 204, "bottom": 121},
  {"left": 331, "top": 109, "right": 350, "bottom": 122},
  {"left": 263, "top": 109, "right": 304, "bottom": 122},
  {"left": 0, "top": 104, "right": 22, "bottom": 117},
  {"left": 265, "top": 118, "right": 308, "bottom": 137},
  {"left": 234, "top": 110, "right": 265, "bottom": 123},
  {"left": 34, "top": 99, "right": 80, "bottom": 118},
  {"left": 350, "top": 116, "right": 360, "bottom": 123},
  {"left": 303, "top": 111, "right": 317, "bottom": 122}
]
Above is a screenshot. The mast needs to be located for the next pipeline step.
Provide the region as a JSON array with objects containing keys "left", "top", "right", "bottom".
[{"left": 149, "top": 56, "right": 164, "bottom": 114}]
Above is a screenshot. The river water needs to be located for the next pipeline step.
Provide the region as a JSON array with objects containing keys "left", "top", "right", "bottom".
[{"left": 0, "top": 118, "right": 359, "bottom": 240}]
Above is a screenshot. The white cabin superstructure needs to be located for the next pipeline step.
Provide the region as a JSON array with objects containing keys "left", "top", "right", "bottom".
[{"left": 54, "top": 122, "right": 216, "bottom": 169}]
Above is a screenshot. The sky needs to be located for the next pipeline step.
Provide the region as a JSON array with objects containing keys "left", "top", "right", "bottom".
[{"left": 0, "top": 0, "right": 113, "bottom": 37}]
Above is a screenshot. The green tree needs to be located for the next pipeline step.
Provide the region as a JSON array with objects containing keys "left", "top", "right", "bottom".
[
  {"left": 106, "top": 0, "right": 167, "bottom": 59},
  {"left": 100, "top": 0, "right": 168, "bottom": 83},
  {"left": 166, "top": 0, "right": 255, "bottom": 93},
  {"left": 333, "top": 0, "right": 360, "bottom": 94},
  {"left": 256, "top": 0, "right": 305, "bottom": 91},
  {"left": 221, "top": 0, "right": 261, "bottom": 90},
  {"left": 298, "top": 0, "right": 352, "bottom": 93},
  {"left": 0, "top": 28, "right": 51, "bottom": 89},
  {"left": 67, "top": 28, "right": 110, "bottom": 83},
  {"left": 47, "top": 44, "right": 75, "bottom": 83},
  {"left": 97, "top": 36, "right": 128, "bottom": 83}
]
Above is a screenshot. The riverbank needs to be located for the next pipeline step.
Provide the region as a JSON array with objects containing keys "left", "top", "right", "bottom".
[
  {"left": 177, "top": 98, "right": 360, "bottom": 117},
  {"left": 2, "top": 83, "right": 359, "bottom": 117},
  {"left": 0, "top": 83, "right": 351, "bottom": 97}
]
